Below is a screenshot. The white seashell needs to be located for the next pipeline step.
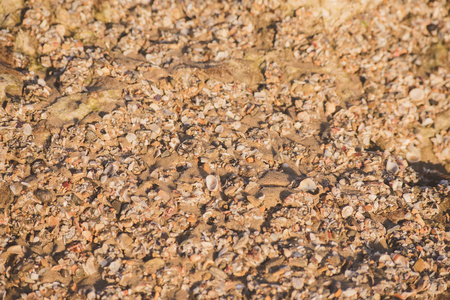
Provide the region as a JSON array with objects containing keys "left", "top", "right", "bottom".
[
  {"left": 299, "top": 178, "right": 316, "bottom": 191},
  {"left": 342, "top": 288, "right": 358, "bottom": 298},
  {"left": 430, "top": 74, "right": 443, "bottom": 86},
  {"left": 292, "top": 277, "right": 304, "bottom": 290},
  {"left": 406, "top": 146, "right": 421, "bottom": 163},
  {"left": 235, "top": 144, "right": 246, "bottom": 152},
  {"left": 403, "top": 193, "right": 413, "bottom": 203},
  {"left": 149, "top": 123, "right": 161, "bottom": 134},
  {"left": 205, "top": 175, "right": 220, "bottom": 192},
  {"left": 386, "top": 158, "right": 398, "bottom": 173},
  {"left": 23, "top": 123, "right": 32, "bottom": 135},
  {"left": 440, "top": 147, "right": 450, "bottom": 161},
  {"left": 215, "top": 125, "right": 224, "bottom": 134},
  {"left": 373, "top": 201, "right": 379, "bottom": 212},
  {"left": 226, "top": 110, "right": 235, "bottom": 119},
  {"left": 215, "top": 51, "right": 229, "bottom": 61},
  {"left": 409, "top": 88, "right": 425, "bottom": 103},
  {"left": 341, "top": 206, "right": 354, "bottom": 219},
  {"left": 325, "top": 102, "right": 336, "bottom": 116},
  {"left": 83, "top": 256, "right": 97, "bottom": 275},
  {"left": 297, "top": 111, "right": 310, "bottom": 122},
  {"left": 104, "top": 163, "right": 114, "bottom": 175},
  {"left": 38, "top": 78, "right": 46, "bottom": 86},
  {"left": 392, "top": 254, "right": 409, "bottom": 266},
  {"left": 379, "top": 254, "right": 392, "bottom": 264},
  {"left": 231, "top": 121, "right": 241, "bottom": 130},
  {"left": 421, "top": 118, "right": 433, "bottom": 126},
  {"left": 234, "top": 234, "right": 249, "bottom": 250},
  {"left": 189, "top": 254, "right": 202, "bottom": 263},
  {"left": 9, "top": 183, "right": 22, "bottom": 196},
  {"left": 109, "top": 259, "right": 121, "bottom": 273},
  {"left": 126, "top": 132, "right": 137, "bottom": 143},
  {"left": 209, "top": 267, "right": 228, "bottom": 280}
]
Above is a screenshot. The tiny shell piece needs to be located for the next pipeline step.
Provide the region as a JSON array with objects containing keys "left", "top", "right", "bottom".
[
  {"left": 109, "top": 260, "right": 121, "bottom": 273},
  {"left": 292, "top": 277, "right": 304, "bottom": 289},
  {"left": 205, "top": 175, "right": 220, "bottom": 192},
  {"left": 406, "top": 146, "right": 421, "bottom": 163},
  {"left": 215, "top": 125, "right": 224, "bottom": 134},
  {"left": 126, "top": 132, "right": 137, "bottom": 143},
  {"left": 5, "top": 245, "right": 24, "bottom": 256},
  {"left": 409, "top": 88, "right": 425, "bottom": 103},
  {"left": 190, "top": 254, "right": 202, "bottom": 263},
  {"left": 297, "top": 111, "right": 311, "bottom": 122},
  {"left": 299, "top": 178, "right": 316, "bottom": 191},
  {"left": 149, "top": 123, "right": 161, "bottom": 133},
  {"left": 392, "top": 254, "right": 409, "bottom": 267},
  {"left": 403, "top": 193, "right": 412, "bottom": 203},
  {"left": 23, "top": 123, "right": 32, "bottom": 135},
  {"left": 386, "top": 158, "right": 399, "bottom": 173},
  {"left": 379, "top": 254, "right": 392, "bottom": 264},
  {"left": 341, "top": 206, "right": 354, "bottom": 219},
  {"left": 342, "top": 289, "right": 357, "bottom": 298}
]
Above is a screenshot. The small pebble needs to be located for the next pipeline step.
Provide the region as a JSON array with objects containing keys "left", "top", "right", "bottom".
[
  {"left": 34, "top": 189, "right": 53, "bottom": 203},
  {"left": 413, "top": 258, "right": 427, "bottom": 272}
]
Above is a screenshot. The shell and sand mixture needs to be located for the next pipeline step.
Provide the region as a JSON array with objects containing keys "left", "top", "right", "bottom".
[{"left": 0, "top": 0, "right": 449, "bottom": 299}]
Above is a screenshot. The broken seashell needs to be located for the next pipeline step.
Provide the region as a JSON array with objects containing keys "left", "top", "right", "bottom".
[
  {"left": 392, "top": 254, "right": 409, "bottom": 266},
  {"left": 126, "top": 132, "right": 137, "bottom": 143},
  {"left": 205, "top": 175, "right": 220, "bottom": 192},
  {"left": 23, "top": 123, "right": 32, "bottom": 135},
  {"left": 297, "top": 111, "right": 311, "bottom": 122},
  {"left": 299, "top": 178, "right": 316, "bottom": 191},
  {"left": 292, "top": 277, "right": 304, "bottom": 289},
  {"left": 386, "top": 158, "right": 399, "bottom": 173},
  {"left": 406, "top": 146, "right": 421, "bottom": 163},
  {"left": 189, "top": 254, "right": 203, "bottom": 263},
  {"left": 409, "top": 88, "right": 425, "bottom": 103},
  {"left": 215, "top": 125, "right": 224, "bottom": 134},
  {"left": 5, "top": 245, "right": 25, "bottom": 256},
  {"left": 341, "top": 206, "right": 354, "bottom": 219},
  {"left": 379, "top": 254, "right": 392, "bottom": 264}
]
